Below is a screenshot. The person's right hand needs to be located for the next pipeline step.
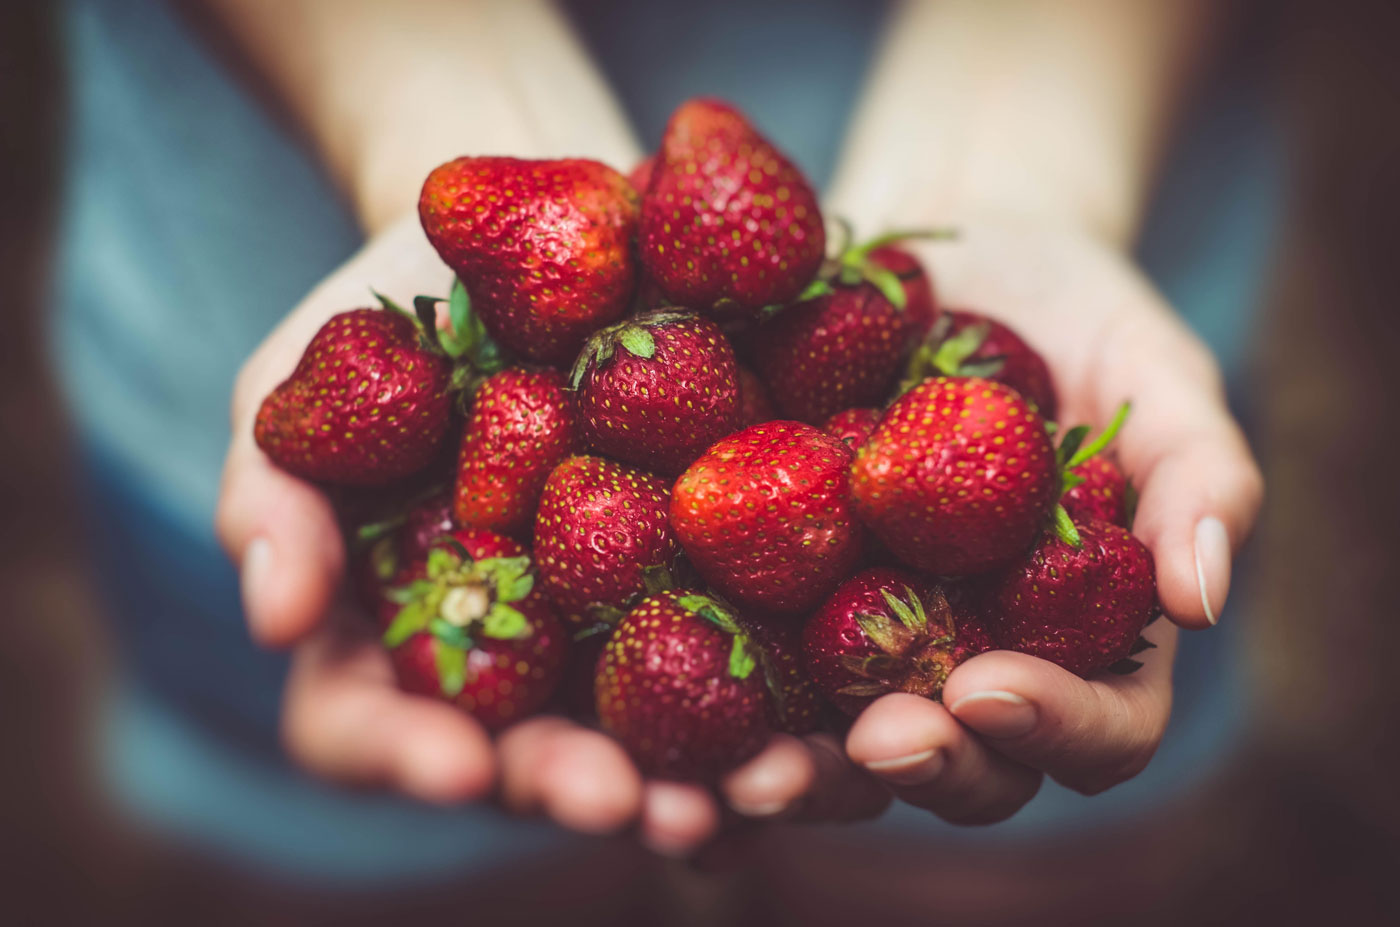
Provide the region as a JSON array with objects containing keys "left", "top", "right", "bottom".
[{"left": 216, "top": 213, "right": 890, "bottom": 855}]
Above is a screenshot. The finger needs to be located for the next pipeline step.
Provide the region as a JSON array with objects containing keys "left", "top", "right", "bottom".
[
  {"left": 794, "top": 733, "right": 893, "bottom": 823},
  {"left": 281, "top": 619, "right": 496, "bottom": 803},
  {"left": 216, "top": 437, "right": 344, "bottom": 647},
  {"left": 1086, "top": 308, "right": 1264, "bottom": 630},
  {"left": 942, "top": 625, "right": 1177, "bottom": 795},
  {"left": 498, "top": 721, "right": 642, "bottom": 835},
  {"left": 846, "top": 694, "right": 1042, "bottom": 825},
  {"left": 639, "top": 782, "right": 721, "bottom": 857},
  {"left": 719, "top": 735, "right": 816, "bottom": 819}
]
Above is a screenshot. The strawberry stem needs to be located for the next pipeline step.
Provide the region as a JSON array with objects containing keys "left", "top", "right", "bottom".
[
  {"left": 1066, "top": 402, "right": 1131, "bottom": 471},
  {"left": 1052, "top": 504, "right": 1083, "bottom": 548}
]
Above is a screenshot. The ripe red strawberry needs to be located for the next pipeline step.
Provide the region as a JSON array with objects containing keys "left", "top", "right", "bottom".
[
  {"left": 802, "top": 568, "right": 995, "bottom": 716},
  {"left": 454, "top": 367, "right": 580, "bottom": 537},
  {"left": 867, "top": 244, "right": 939, "bottom": 337},
  {"left": 627, "top": 156, "right": 655, "bottom": 194},
  {"left": 984, "top": 518, "right": 1157, "bottom": 677},
  {"left": 749, "top": 284, "right": 918, "bottom": 424},
  {"left": 381, "top": 528, "right": 567, "bottom": 729},
  {"left": 419, "top": 157, "right": 639, "bottom": 365},
  {"left": 734, "top": 365, "right": 777, "bottom": 428},
  {"left": 596, "top": 591, "right": 772, "bottom": 779},
  {"left": 905, "top": 309, "right": 1058, "bottom": 419},
  {"left": 1062, "top": 455, "right": 1130, "bottom": 527},
  {"left": 534, "top": 455, "right": 681, "bottom": 628},
  {"left": 747, "top": 622, "right": 824, "bottom": 734},
  {"left": 255, "top": 308, "right": 453, "bottom": 486},
  {"left": 571, "top": 310, "right": 740, "bottom": 474},
  {"left": 820, "top": 407, "right": 882, "bottom": 450},
  {"left": 671, "top": 421, "right": 863, "bottom": 615},
  {"left": 352, "top": 489, "right": 457, "bottom": 612},
  {"left": 639, "top": 98, "right": 825, "bottom": 317},
  {"left": 851, "top": 377, "right": 1058, "bottom": 576}
]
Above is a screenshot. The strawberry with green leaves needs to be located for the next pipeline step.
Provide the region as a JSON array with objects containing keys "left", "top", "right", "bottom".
[
  {"left": 671, "top": 421, "right": 863, "bottom": 616},
  {"left": 533, "top": 455, "right": 680, "bottom": 629},
  {"left": 904, "top": 309, "right": 1058, "bottom": 419},
  {"left": 851, "top": 377, "right": 1059, "bottom": 577},
  {"left": 1062, "top": 455, "right": 1131, "bottom": 527},
  {"left": 596, "top": 591, "right": 772, "bottom": 779},
  {"left": 381, "top": 528, "right": 566, "bottom": 730},
  {"left": 419, "top": 156, "right": 639, "bottom": 365},
  {"left": 639, "top": 98, "right": 826, "bottom": 318},
  {"left": 570, "top": 310, "right": 739, "bottom": 474},
  {"left": 802, "top": 568, "right": 995, "bottom": 716}
]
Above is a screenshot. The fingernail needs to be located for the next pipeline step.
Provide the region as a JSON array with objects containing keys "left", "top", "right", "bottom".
[
  {"left": 241, "top": 537, "right": 272, "bottom": 627},
  {"left": 948, "top": 691, "right": 1038, "bottom": 738},
  {"left": 863, "top": 748, "right": 944, "bottom": 786},
  {"left": 729, "top": 797, "right": 789, "bottom": 817},
  {"left": 1194, "top": 516, "right": 1231, "bottom": 626}
]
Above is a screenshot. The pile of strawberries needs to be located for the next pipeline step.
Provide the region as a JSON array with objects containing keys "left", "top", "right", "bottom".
[{"left": 256, "top": 99, "right": 1158, "bottom": 781}]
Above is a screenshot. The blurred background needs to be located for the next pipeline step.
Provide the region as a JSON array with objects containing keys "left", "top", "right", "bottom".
[{"left": 2, "top": 0, "right": 1398, "bottom": 924}]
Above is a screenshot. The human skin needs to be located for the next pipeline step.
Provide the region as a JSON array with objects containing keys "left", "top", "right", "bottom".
[{"left": 210, "top": 0, "right": 1260, "bottom": 851}]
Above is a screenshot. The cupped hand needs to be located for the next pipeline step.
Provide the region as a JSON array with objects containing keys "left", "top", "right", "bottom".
[
  {"left": 847, "top": 216, "right": 1263, "bottom": 821},
  {"left": 215, "top": 213, "right": 887, "bottom": 854}
]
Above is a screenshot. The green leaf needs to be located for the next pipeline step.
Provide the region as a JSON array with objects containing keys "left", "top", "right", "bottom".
[
  {"left": 641, "top": 563, "right": 676, "bottom": 596},
  {"left": 1104, "top": 657, "right": 1144, "bottom": 676},
  {"left": 1055, "top": 425, "right": 1091, "bottom": 471},
  {"left": 425, "top": 546, "right": 459, "bottom": 579},
  {"left": 879, "top": 588, "right": 919, "bottom": 630},
  {"left": 728, "top": 636, "right": 757, "bottom": 680},
  {"left": 583, "top": 603, "right": 627, "bottom": 627},
  {"left": 1065, "top": 402, "right": 1131, "bottom": 470},
  {"left": 617, "top": 326, "right": 656, "bottom": 359},
  {"left": 499, "top": 572, "right": 535, "bottom": 603},
  {"left": 1129, "top": 636, "right": 1157, "bottom": 656},
  {"left": 931, "top": 322, "right": 990, "bottom": 375},
  {"left": 854, "top": 611, "right": 913, "bottom": 656},
  {"left": 904, "top": 585, "right": 929, "bottom": 632},
  {"left": 435, "top": 641, "right": 468, "bottom": 697},
  {"left": 1052, "top": 505, "right": 1083, "bottom": 549},
  {"left": 846, "top": 227, "right": 959, "bottom": 261},
  {"left": 795, "top": 278, "right": 834, "bottom": 302},
  {"left": 371, "top": 288, "right": 415, "bottom": 321},
  {"left": 412, "top": 293, "right": 439, "bottom": 339},
  {"left": 481, "top": 603, "right": 530, "bottom": 640},
  {"left": 677, "top": 594, "right": 740, "bottom": 634},
  {"left": 450, "top": 279, "right": 471, "bottom": 343},
  {"left": 866, "top": 266, "right": 908, "bottom": 309},
  {"left": 573, "top": 619, "right": 618, "bottom": 642},
  {"left": 382, "top": 600, "right": 432, "bottom": 648},
  {"left": 428, "top": 617, "right": 473, "bottom": 651},
  {"left": 382, "top": 578, "right": 434, "bottom": 605},
  {"left": 1062, "top": 472, "right": 1087, "bottom": 492},
  {"left": 955, "top": 357, "right": 1007, "bottom": 379}
]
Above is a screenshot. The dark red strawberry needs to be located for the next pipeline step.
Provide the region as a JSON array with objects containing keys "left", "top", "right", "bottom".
[
  {"left": 628, "top": 156, "right": 655, "bottom": 194},
  {"left": 570, "top": 310, "right": 740, "bottom": 474},
  {"left": 352, "top": 489, "right": 457, "bottom": 612},
  {"left": 734, "top": 365, "right": 777, "bottom": 428},
  {"left": 454, "top": 368, "right": 580, "bottom": 537},
  {"left": 1062, "top": 455, "right": 1130, "bottom": 527},
  {"left": 851, "top": 377, "right": 1058, "bottom": 576},
  {"left": 419, "top": 157, "right": 639, "bottom": 365},
  {"left": 747, "top": 622, "right": 824, "bottom": 734},
  {"left": 867, "top": 244, "right": 939, "bottom": 337},
  {"left": 381, "top": 528, "right": 567, "bottom": 729},
  {"left": 802, "top": 568, "right": 995, "bottom": 716},
  {"left": 905, "top": 309, "right": 1058, "bottom": 419},
  {"left": 596, "top": 591, "right": 772, "bottom": 779},
  {"left": 533, "top": 455, "right": 681, "bottom": 628},
  {"left": 255, "top": 308, "right": 453, "bottom": 486},
  {"left": 639, "top": 98, "right": 825, "bottom": 317},
  {"left": 671, "top": 421, "right": 863, "bottom": 615},
  {"left": 984, "top": 518, "right": 1157, "bottom": 677},
  {"left": 820, "top": 407, "right": 882, "bottom": 450},
  {"left": 749, "top": 284, "right": 918, "bottom": 424}
]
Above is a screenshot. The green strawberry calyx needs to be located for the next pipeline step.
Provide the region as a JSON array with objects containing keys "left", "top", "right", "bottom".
[
  {"left": 374, "top": 279, "right": 508, "bottom": 407},
  {"left": 573, "top": 562, "right": 683, "bottom": 642},
  {"left": 818, "top": 221, "right": 958, "bottom": 311},
  {"left": 1049, "top": 401, "right": 1132, "bottom": 548},
  {"left": 838, "top": 585, "right": 961, "bottom": 700},
  {"left": 568, "top": 308, "right": 696, "bottom": 390},
  {"left": 381, "top": 537, "right": 536, "bottom": 698},
  {"left": 900, "top": 314, "right": 1009, "bottom": 396}
]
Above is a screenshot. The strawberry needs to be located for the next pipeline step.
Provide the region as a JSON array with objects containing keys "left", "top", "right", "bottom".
[
  {"left": 570, "top": 310, "right": 740, "bottom": 474},
  {"left": 255, "top": 307, "right": 454, "bottom": 486},
  {"left": 820, "top": 407, "right": 882, "bottom": 450},
  {"left": 1062, "top": 455, "right": 1130, "bottom": 527},
  {"left": 454, "top": 367, "right": 580, "bottom": 537},
  {"left": 747, "top": 622, "right": 825, "bottom": 734},
  {"left": 352, "top": 489, "right": 457, "bottom": 612},
  {"left": 596, "top": 591, "right": 772, "bottom": 779},
  {"left": 639, "top": 98, "right": 825, "bottom": 317},
  {"left": 905, "top": 309, "right": 1058, "bottom": 419},
  {"left": 381, "top": 528, "right": 567, "bottom": 729},
  {"left": 533, "top": 455, "right": 681, "bottom": 628},
  {"left": 867, "top": 244, "right": 939, "bottom": 337},
  {"left": 749, "top": 284, "right": 916, "bottom": 424},
  {"left": 734, "top": 365, "right": 777, "bottom": 428},
  {"left": 802, "top": 568, "right": 995, "bottom": 716},
  {"left": 984, "top": 518, "right": 1157, "bottom": 677},
  {"left": 671, "top": 421, "right": 863, "bottom": 615},
  {"left": 850, "top": 377, "right": 1058, "bottom": 577},
  {"left": 419, "top": 157, "right": 639, "bottom": 365},
  {"left": 627, "top": 156, "right": 655, "bottom": 194}
]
